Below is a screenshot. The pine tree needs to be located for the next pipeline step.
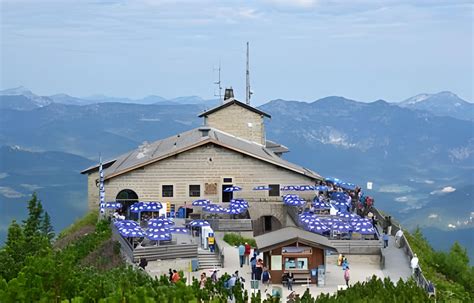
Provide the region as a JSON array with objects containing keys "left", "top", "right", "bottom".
[
  {"left": 23, "top": 192, "right": 44, "bottom": 239},
  {"left": 40, "top": 211, "right": 55, "bottom": 241}
]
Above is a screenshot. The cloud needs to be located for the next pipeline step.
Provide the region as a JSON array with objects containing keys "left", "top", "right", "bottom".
[
  {"left": 378, "top": 184, "right": 413, "bottom": 194},
  {"left": 0, "top": 187, "right": 25, "bottom": 198},
  {"left": 430, "top": 186, "right": 456, "bottom": 195},
  {"left": 428, "top": 213, "right": 438, "bottom": 219}
]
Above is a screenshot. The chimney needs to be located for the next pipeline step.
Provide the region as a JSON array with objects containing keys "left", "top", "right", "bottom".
[
  {"left": 198, "top": 126, "right": 211, "bottom": 137},
  {"left": 224, "top": 87, "right": 234, "bottom": 102}
]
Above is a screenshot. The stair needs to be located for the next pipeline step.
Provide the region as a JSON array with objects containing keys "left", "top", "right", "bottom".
[{"left": 198, "top": 248, "right": 222, "bottom": 269}]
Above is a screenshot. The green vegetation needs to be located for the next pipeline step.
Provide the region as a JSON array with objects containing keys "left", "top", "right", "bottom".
[
  {"left": 405, "top": 227, "right": 474, "bottom": 302},
  {"left": 223, "top": 233, "right": 256, "bottom": 247},
  {"left": 56, "top": 211, "right": 98, "bottom": 240}
]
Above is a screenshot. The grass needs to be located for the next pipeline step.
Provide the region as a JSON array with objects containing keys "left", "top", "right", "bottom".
[
  {"left": 56, "top": 211, "right": 98, "bottom": 240},
  {"left": 223, "top": 232, "right": 256, "bottom": 247}
]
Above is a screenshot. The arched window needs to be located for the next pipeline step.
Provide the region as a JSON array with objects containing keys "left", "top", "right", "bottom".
[{"left": 116, "top": 189, "right": 139, "bottom": 219}]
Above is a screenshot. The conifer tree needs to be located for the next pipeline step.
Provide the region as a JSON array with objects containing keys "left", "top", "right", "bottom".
[
  {"left": 23, "top": 192, "right": 44, "bottom": 239},
  {"left": 40, "top": 211, "right": 55, "bottom": 241}
]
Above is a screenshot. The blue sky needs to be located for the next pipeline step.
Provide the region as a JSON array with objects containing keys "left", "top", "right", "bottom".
[{"left": 0, "top": 0, "right": 472, "bottom": 105}]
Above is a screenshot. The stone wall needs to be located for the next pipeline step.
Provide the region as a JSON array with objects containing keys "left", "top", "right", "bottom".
[{"left": 205, "top": 103, "right": 265, "bottom": 144}]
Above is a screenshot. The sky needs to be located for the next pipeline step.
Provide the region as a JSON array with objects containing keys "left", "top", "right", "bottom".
[{"left": 0, "top": 0, "right": 472, "bottom": 105}]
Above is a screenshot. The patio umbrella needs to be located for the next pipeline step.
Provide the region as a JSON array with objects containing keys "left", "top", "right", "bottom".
[
  {"left": 350, "top": 217, "right": 372, "bottom": 225},
  {"left": 168, "top": 227, "right": 189, "bottom": 234},
  {"left": 100, "top": 202, "right": 122, "bottom": 209},
  {"left": 146, "top": 231, "right": 172, "bottom": 241},
  {"left": 354, "top": 226, "right": 376, "bottom": 235},
  {"left": 312, "top": 201, "right": 331, "bottom": 209},
  {"left": 319, "top": 217, "right": 341, "bottom": 226},
  {"left": 314, "top": 185, "right": 329, "bottom": 192},
  {"left": 352, "top": 221, "right": 373, "bottom": 229},
  {"left": 281, "top": 185, "right": 300, "bottom": 191},
  {"left": 298, "top": 212, "right": 317, "bottom": 220},
  {"left": 114, "top": 220, "right": 139, "bottom": 228},
  {"left": 325, "top": 177, "right": 342, "bottom": 184},
  {"left": 337, "top": 212, "right": 359, "bottom": 220},
  {"left": 230, "top": 200, "right": 249, "bottom": 209},
  {"left": 225, "top": 207, "right": 245, "bottom": 214},
  {"left": 306, "top": 221, "right": 330, "bottom": 234},
  {"left": 116, "top": 225, "right": 145, "bottom": 238},
  {"left": 339, "top": 182, "right": 357, "bottom": 191},
  {"left": 189, "top": 219, "right": 210, "bottom": 227},
  {"left": 203, "top": 204, "right": 226, "bottom": 213},
  {"left": 147, "top": 227, "right": 169, "bottom": 234},
  {"left": 149, "top": 218, "right": 174, "bottom": 224},
  {"left": 330, "top": 192, "right": 350, "bottom": 202},
  {"left": 253, "top": 186, "right": 271, "bottom": 190},
  {"left": 130, "top": 201, "right": 163, "bottom": 213},
  {"left": 331, "top": 222, "right": 353, "bottom": 233},
  {"left": 192, "top": 199, "right": 211, "bottom": 206},
  {"left": 298, "top": 185, "right": 315, "bottom": 191},
  {"left": 284, "top": 198, "right": 306, "bottom": 207},
  {"left": 300, "top": 216, "right": 321, "bottom": 225},
  {"left": 148, "top": 220, "right": 175, "bottom": 228},
  {"left": 223, "top": 186, "right": 242, "bottom": 192}
]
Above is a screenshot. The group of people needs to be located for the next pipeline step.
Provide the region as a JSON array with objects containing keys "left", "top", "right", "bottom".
[
  {"left": 199, "top": 270, "right": 219, "bottom": 288},
  {"left": 337, "top": 254, "right": 351, "bottom": 286},
  {"left": 168, "top": 268, "right": 181, "bottom": 283}
]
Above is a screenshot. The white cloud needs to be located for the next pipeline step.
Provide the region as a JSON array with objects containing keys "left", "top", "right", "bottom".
[
  {"left": 378, "top": 184, "right": 413, "bottom": 194},
  {"left": 428, "top": 213, "right": 438, "bottom": 219},
  {"left": 430, "top": 186, "right": 456, "bottom": 195},
  {"left": 0, "top": 187, "right": 25, "bottom": 198}
]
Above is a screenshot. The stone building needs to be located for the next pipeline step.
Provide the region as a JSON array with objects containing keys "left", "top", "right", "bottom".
[{"left": 81, "top": 90, "right": 322, "bottom": 234}]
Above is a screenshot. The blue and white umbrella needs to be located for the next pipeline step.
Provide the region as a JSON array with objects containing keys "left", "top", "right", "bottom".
[
  {"left": 130, "top": 202, "right": 163, "bottom": 213},
  {"left": 298, "top": 185, "right": 315, "bottom": 191},
  {"left": 314, "top": 185, "right": 329, "bottom": 192},
  {"left": 299, "top": 212, "right": 316, "bottom": 220},
  {"left": 192, "top": 199, "right": 212, "bottom": 206},
  {"left": 325, "top": 177, "right": 342, "bottom": 184},
  {"left": 253, "top": 185, "right": 271, "bottom": 190},
  {"left": 146, "top": 231, "right": 172, "bottom": 241},
  {"left": 330, "top": 192, "right": 350, "bottom": 202},
  {"left": 225, "top": 207, "right": 245, "bottom": 215},
  {"left": 337, "top": 212, "right": 359, "bottom": 220},
  {"left": 116, "top": 223, "right": 145, "bottom": 238},
  {"left": 284, "top": 198, "right": 306, "bottom": 207},
  {"left": 354, "top": 226, "right": 376, "bottom": 235},
  {"left": 339, "top": 182, "right": 357, "bottom": 191},
  {"left": 352, "top": 221, "right": 373, "bottom": 229},
  {"left": 100, "top": 202, "right": 122, "bottom": 209},
  {"left": 230, "top": 199, "right": 249, "bottom": 209},
  {"left": 350, "top": 217, "right": 372, "bottom": 225},
  {"left": 306, "top": 221, "right": 330, "bottom": 234},
  {"left": 281, "top": 185, "right": 300, "bottom": 191},
  {"left": 223, "top": 186, "right": 242, "bottom": 192},
  {"left": 168, "top": 227, "right": 189, "bottom": 234},
  {"left": 203, "top": 204, "right": 226, "bottom": 213},
  {"left": 331, "top": 222, "right": 353, "bottom": 233},
  {"left": 300, "top": 216, "right": 321, "bottom": 225},
  {"left": 189, "top": 219, "right": 210, "bottom": 227},
  {"left": 147, "top": 227, "right": 169, "bottom": 234},
  {"left": 319, "top": 217, "right": 341, "bottom": 226},
  {"left": 149, "top": 218, "right": 174, "bottom": 224},
  {"left": 312, "top": 201, "right": 331, "bottom": 209},
  {"left": 148, "top": 220, "right": 175, "bottom": 228},
  {"left": 115, "top": 220, "right": 139, "bottom": 228}
]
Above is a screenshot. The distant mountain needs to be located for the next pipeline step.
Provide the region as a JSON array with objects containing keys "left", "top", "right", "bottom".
[
  {"left": 49, "top": 94, "right": 87, "bottom": 105},
  {"left": 0, "top": 145, "right": 94, "bottom": 243},
  {"left": 398, "top": 91, "right": 473, "bottom": 121},
  {"left": 0, "top": 86, "right": 52, "bottom": 107}
]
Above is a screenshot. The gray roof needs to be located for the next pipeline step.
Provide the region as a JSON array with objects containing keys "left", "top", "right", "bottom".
[
  {"left": 266, "top": 140, "right": 289, "bottom": 154},
  {"left": 254, "top": 226, "right": 337, "bottom": 252},
  {"left": 198, "top": 99, "right": 271, "bottom": 118},
  {"left": 86, "top": 127, "right": 321, "bottom": 180}
]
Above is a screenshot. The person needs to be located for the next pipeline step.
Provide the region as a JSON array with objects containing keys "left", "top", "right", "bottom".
[
  {"left": 382, "top": 232, "right": 389, "bottom": 248},
  {"left": 342, "top": 256, "right": 349, "bottom": 270},
  {"left": 208, "top": 234, "right": 215, "bottom": 253},
  {"left": 386, "top": 216, "right": 392, "bottom": 235},
  {"left": 238, "top": 243, "right": 245, "bottom": 268},
  {"left": 255, "top": 259, "right": 264, "bottom": 282},
  {"left": 244, "top": 242, "right": 251, "bottom": 265},
  {"left": 250, "top": 253, "right": 257, "bottom": 278},
  {"left": 261, "top": 267, "right": 271, "bottom": 293},
  {"left": 200, "top": 272, "right": 207, "bottom": 288},
  {"left": 337, "top": 254, "right": 343, "bottom": 266},
  {"left": 344, "top": 266, "right": 350, "bottom": 286},
  {"left": 138, "top": 258, "right": 148, "bottom": 270},
  {"left": 211, "top": 270, "right": 218, "bottom": 283},
  {"left": 411, "top": 254, "right": 419, "bottom": 275},
  {"left": 287, "top": 272, "right": 294, "bottom": 291},
  {"left": 168, "top": 268, "right": 173, "bottom": 282},
  {"left": 171, "top": 270, "right": 180, "bottom": 283},
  {"left": 372, "top": 215, "right": 378, "bottom": 232},
  {"left": 395, "top": 228, "right": 404, "bottom": 247}
]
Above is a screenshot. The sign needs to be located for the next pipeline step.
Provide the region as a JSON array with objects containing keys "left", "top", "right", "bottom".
[
  {"left": 367, "top": 182, "right": 373, "bottom": 190},
  {"left": 205, "top": 183, "right": 217, "bottom": 195},
  {"left": 166, "top": 202, "right": 171, "bottom": 212}
]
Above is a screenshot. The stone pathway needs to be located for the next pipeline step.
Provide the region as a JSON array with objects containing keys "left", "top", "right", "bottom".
[{"left": 381, "top": 235, "right": 412, "bottom": 281}]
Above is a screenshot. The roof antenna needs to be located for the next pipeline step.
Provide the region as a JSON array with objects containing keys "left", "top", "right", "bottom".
[
  {"left": 245, "top": 42, "right": 252, "bottom": 105},
  {"left": 214, "top": 62, "right": 223, "bottom": 104}
]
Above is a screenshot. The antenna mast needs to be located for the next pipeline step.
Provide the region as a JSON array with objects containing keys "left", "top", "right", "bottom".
[
  {"left": 245, "top": 42, "right": 251, "bottom": 105},
  {"left": 214, "top": 62, "right": 223, "bottom": 104}
]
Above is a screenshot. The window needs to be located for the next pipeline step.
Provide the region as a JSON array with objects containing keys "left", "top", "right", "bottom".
[
  {"left": 189, "top": 185, "right": 200, "bottom": 197},
  {"left": 162, "top": 185, "right": 173, "bottom": 197},
  {"left": 269, "top": 184, "right": 280, "bottom": 197},
  {"left": 284, "top": 257, "right": 308, "bottom": 270},
  {"left": 223, "top": 177, "right": 233, "bottom": 183}
]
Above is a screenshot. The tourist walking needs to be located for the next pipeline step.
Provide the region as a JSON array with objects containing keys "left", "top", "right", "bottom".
[
  {"left": 411, "top": 254, "right": 419, "bottom": 274},
  {"left": 254, "top": 259, "right": 264, "bottom": 282},
  {"left": 386, "top": 216, "right": 392, "bottom": 235},
  {"left": 238, "top": 243, "right": 245, "bottom": 267},
  {"left": 171, "top": 270, "right": 180, "bottom": 283},
  {"left": 395, "top": 228, "right": 403, "bottom": 247},
  {"left": 287, "top": 272, "right": 294, "bottom": 291},
  {"left": 382, "top": 232, "right": 389, "bottom": 248},
  {"left": 261, "top": 267, "right": 271, "bottom": 293},
  {"left": 168, "top": 268, "right": 173, "bottom": 282},
  {"left": 244, "top": 242, "right": 251, "bottom": 265},
  {"left": 250, "top": 253, "right": 257, "bottom": 278},
  {"left": 211, "top": 270, "right": 218, "bottom": 283},
  {"left": 344, "top": 267, "right": 350, "bottom": 286},
  {"left": 200, "top": 272, "right": 207, "bottom": 289}
]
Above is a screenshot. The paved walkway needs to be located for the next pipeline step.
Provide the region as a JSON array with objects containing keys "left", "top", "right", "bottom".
[{"left": 382, "top": 235, "right": 412, "bottom": 281}]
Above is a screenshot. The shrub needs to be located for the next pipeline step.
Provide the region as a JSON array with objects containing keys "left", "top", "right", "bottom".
[{"left": 223, "top": 233, "right": 256, "bottom": 247}]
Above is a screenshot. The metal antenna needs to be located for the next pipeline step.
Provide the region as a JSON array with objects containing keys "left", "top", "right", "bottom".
[
  {"left": 245, "top": 42, "right": 251, "bottom": 105},
  {"left": 214, "top": 62, "right": 223, "bottom": 104}
]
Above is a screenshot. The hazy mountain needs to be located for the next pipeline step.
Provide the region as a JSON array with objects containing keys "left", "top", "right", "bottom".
[
  {"left": 0, "top": 145, "right": 94, "bottom": 243},
  {"left": 0, "top": 86, "right": 52, "bottom": 107},
  {"left": 399, "top": 91, "right": 473, "bottom": 121},
  {"left": 49, "top": 94, "right": 88, "bottom": 105}
]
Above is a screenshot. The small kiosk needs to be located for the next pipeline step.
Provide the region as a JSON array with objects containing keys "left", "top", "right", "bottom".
[{"left": 254, "top": 226, "right": 337, "bottom": 285}]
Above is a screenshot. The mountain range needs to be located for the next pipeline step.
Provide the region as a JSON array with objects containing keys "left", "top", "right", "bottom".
[{"left": 0, "top": 87, "right": 472, "bottom": 259}]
